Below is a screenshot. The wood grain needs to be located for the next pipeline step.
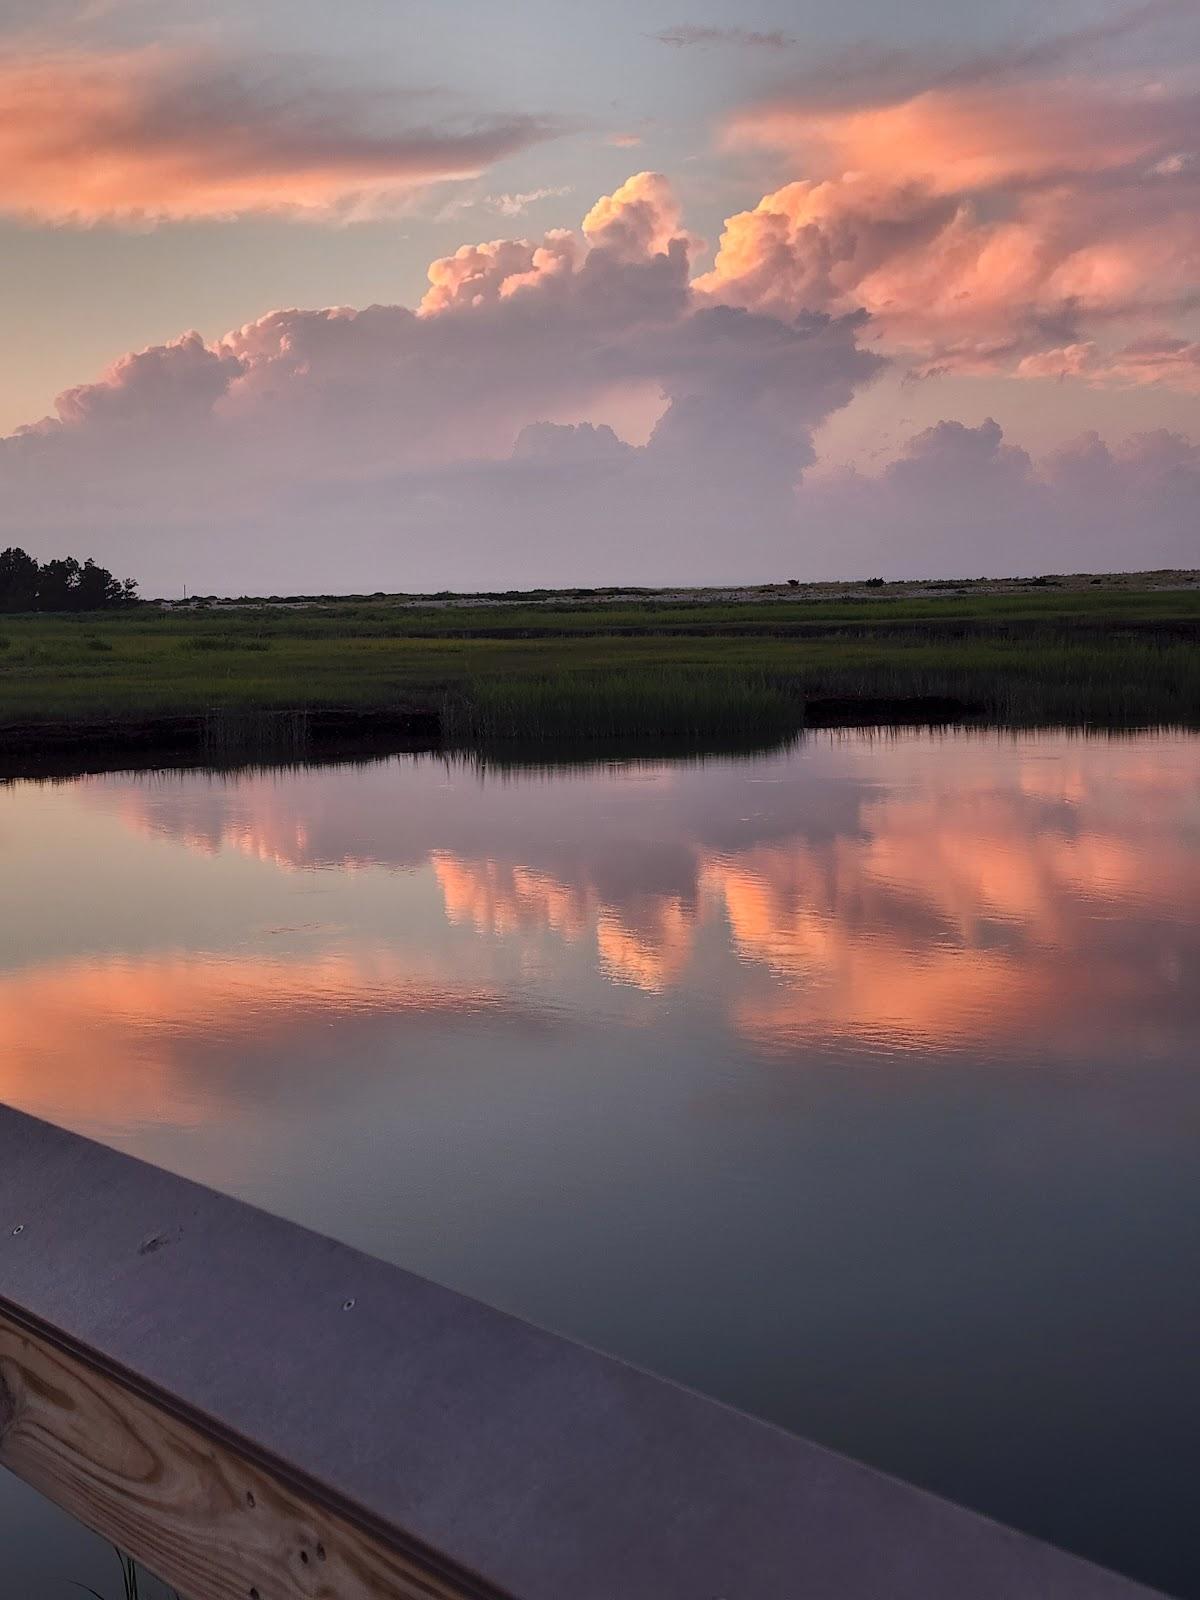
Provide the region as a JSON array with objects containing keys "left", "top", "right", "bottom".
[
  {"left": 0, "top": 1107, "right": 1160, "bottom": 1600},
  {"left": 0, "top": 1312, "right": 504, "bottom": 1600}
]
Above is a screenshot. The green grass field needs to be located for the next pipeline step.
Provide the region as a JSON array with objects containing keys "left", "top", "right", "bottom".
[{"left": 1, "top": 573, "right": 1197, "bottom": 746}]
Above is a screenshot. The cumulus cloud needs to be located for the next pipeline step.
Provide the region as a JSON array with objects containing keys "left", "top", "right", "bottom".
[
  {"left": 0, "top": 172, "right": 1195, "bottom": 592},
  {"left": 51, "top": 332, "right": 244, "bottom": 426},
  {"left": 0, "top": 173, "right": 884, "bottom": 588},
  {"left": 705, "top": 71, "right": 1200, "bottom": 379},
  {"left": 0, "top": 44, "right": 561, "bottom": 222}
]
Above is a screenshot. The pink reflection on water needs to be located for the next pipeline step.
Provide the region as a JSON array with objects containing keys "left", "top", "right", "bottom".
[{"left": 0, "top": 730, "right": 1194, "bottom": 1142}]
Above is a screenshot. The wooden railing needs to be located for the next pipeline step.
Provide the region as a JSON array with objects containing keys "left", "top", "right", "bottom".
[{"left": 0, "top": 1105, "right": 1158, "bottom": 1599}]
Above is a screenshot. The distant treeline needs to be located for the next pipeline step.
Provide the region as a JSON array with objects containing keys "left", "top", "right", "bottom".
[{"left": 0, "top": 547, "right": 138, "bottom": 612}]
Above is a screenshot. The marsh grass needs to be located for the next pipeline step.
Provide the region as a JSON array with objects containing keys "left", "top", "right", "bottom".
[
  {"left": 439, "top": 640, "right": 1199, "bottom": 742},
  {"left": 785, "top": 638, "right": 1200, "bottom": 728},
  {"left": 201, "top": 706, "right": 311, "bottom": 760},
  {"left": 444, "top": 668, "right": 803, "bottom": 741},
  {"left": 185, "top": 634, "right": 273, "bottom": 652},
  {"left": 72, "top": 1546, "right": 180, "bottom": 1600},
  {"left": 1, "top": 582, "right": 1196, "bottom": 740}
]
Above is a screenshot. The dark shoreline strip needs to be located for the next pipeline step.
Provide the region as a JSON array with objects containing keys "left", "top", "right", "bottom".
[{"left": 0, "top": 696, "right": 996, "bottom": 780}]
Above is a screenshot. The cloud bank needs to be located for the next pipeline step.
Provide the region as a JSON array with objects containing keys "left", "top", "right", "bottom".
[
  {"left": 802, "top": 419, "right": 1199, "bottom": 578},
  {"left": 1, "top": 147, "right": 1197, "bottom": 591}
]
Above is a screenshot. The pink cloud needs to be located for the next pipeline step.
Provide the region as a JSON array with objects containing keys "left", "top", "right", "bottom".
[
  {"left": 725, "top": 79, "right": 1195, "bottom": 192},
  {"left": 1016, "top": 344, "right": 1098, "bottom": 380},
  {"left": 580, "top": 172, "right": 697, "bottom": 262},
  {"left": 703, "top": 77, "right": 1200, "bottom": 380},
  {"left": 1105, "top": 334, "right": 1200, "bottom": 390},
  {"left": 418, "top": 175, "right": 697, "bottom": 315},
  {"left": 0, "top": 45, "right": 560, "bottom": 222},
  {"left": 421, "top": 232, "right": 583, "bottom": 315}
]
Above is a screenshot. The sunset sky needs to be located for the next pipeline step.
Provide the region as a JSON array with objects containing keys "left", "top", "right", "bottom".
[{"left": 1, "top": 0, "right": 1197, "bottom": 592}]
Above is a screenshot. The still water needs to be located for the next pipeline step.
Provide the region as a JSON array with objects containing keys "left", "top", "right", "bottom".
[{"left": 1, "top": 728, "right": 1198, "bottom": 1597}]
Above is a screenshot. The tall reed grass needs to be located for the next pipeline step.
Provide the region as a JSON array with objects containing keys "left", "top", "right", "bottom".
[
  {"left": 441, "top": 638, "right": 1199, "bottom": 744},
  {"left": 201, "top": 707, "right": 311, "bottom": 761},
  {"left": 443, "top": 669, "right": 804, "bottom": 742}
]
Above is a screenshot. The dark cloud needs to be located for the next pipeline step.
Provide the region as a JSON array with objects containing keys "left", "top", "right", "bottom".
[{"left": 651, "top": 24, "right": 794, "bottom": 50}]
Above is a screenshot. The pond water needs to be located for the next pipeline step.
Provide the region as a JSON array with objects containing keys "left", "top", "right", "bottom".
[{"left": 1, "top": 728, "right": 1198, "bottom": 1598}]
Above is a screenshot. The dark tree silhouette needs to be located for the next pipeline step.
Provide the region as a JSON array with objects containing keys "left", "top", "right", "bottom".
[
  {"left": 0, "top": 547, "right": 138, "bottom": 612},
  {"left": 34, "top": 557, "right": 83, "bottom": 612},
  {"left": 0, "top": 546, "right": 40, "bottom": 610}
]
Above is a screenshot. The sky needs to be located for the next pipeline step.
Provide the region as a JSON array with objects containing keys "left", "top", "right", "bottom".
[{"left": 0, "top": 0, "right": 1197, "bottom": 592}]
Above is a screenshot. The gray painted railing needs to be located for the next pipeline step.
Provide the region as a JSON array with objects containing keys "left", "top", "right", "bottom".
[{"left": 0, "top": 1105, "right": 1162, "bottom": 1599}]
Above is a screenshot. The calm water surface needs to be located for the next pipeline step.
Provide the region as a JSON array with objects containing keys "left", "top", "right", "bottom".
[{"left": 1, "top": 728, "right": 1198, "bottom": 1597}]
